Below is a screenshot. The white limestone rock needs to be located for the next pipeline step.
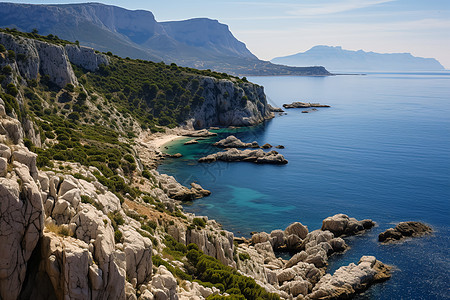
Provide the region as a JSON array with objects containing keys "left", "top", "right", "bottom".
[{"left": 0, "top": 174, "right": 43, "bottom": 300}]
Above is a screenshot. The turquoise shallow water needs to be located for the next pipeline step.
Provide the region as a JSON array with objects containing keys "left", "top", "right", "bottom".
[{"left": 158, "top": 72, "right": 450, "bottom": 299}]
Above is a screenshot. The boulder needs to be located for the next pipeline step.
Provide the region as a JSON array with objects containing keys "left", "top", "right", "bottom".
[
  {"left": 12, "top": 148, "right": 38, "bottom": 180},
  {"left": 285, "top": 222, "right": 309, "bottom": 239},
  {"left": 289, "top": 280, "right": 310, "bottom": 297},
  {"left": 251, "top": 232, "right": 270, "bottom": 244},
  {"left": 379, "top": 221, "right": 432, "bottom": 243},
  {"left": 270, "top": 230, "right": 286, "bottom": 250},
  {"left": 321, "top": 214, "right": 374, "bottom": 236},
  {"left": 0, "top": 144, "right": 11, "bottom": 159}
]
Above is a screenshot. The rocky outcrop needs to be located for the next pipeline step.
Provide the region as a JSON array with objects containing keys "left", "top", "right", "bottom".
[
  {"left": 65, "top": 44, "right": 109, "bottom": 72},
  {"left": 379, "top": 221, "right": 432, "bottom": 243},
  {"left": 198, "top": 148, "right": 288, "bottom": 164},
  {"left": 0, "top": 32, "right": 108, "bottom": 87},
  {"left": 235, "top": 215, "right": 388, "bottom": 299},
  {"left": 321, "top": 214, "right": 375, "bottom": 237},
  {"left": 157, "top": 173, "right": 211, "bottom": 201},
  {"left": 283, "top": 102, "right": 330, "bottom": 109},
  {"left": 308, "top": 256, "right": 391, "bottom": 299},
  {"left": 213, "top": 135, "right": 259, "bottom": 148},
  {"left": 268, "top": 104, "right": 284, "bottom": 112},
  {"left": 186, "top": 78, "right": 274, "bottom": 129},
  {"left": 0, "top": 147, "right": 43, "bottom": 300}
]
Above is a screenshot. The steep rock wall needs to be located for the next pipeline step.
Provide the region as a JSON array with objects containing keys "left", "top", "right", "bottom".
[
  {"left": 0, "top": 32, "right": 108, "bottom": 87},
  {"left": 187, "top": 77, "right": 273, "bottom": 129}
]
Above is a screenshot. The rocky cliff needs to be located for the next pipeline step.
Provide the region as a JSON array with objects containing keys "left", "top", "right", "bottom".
[
  {"left": 0, "top": 2, "right": 331, "bottom": 76},
  {"left": 187, "top": 77, "right": 273, "bottom": 129},
  {"left": 0, "top": 32, "right": 109, "bottom": 87}
]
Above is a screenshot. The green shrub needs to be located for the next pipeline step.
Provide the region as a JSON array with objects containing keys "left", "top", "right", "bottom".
[
  {"left": 193, "top": 217, "right": 206, "bottom": 228},
  {"left": 6, "top": 83, "right": 18, "bottom": 97},
  {"left": 0, "top": 44, "right": 5, "bottom": 52},
  {"left": 238, "top": 253, "right": 250, "bottom": 261},
  {"left": 114, "top": 229, "right": 123, "bottom": 243},
  {"left": 7, "top": 50, "right": 15, "bottom": 60},
  {"left": 1, "top": 65, "right": 12, "bottom": 75}
]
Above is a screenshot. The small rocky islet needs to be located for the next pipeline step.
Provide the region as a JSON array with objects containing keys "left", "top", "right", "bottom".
[
  {"left": 283, "top": 101, "right": 331, "bottom": 109},
  {"left": 378, "top": 221, "right": 432, "bottom": 243},
  {"left": 198, "top": 135, "right": 288, "bottom": 164}
]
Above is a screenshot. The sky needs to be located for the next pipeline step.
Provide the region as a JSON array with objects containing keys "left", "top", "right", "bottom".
[{"left": 7, "top": 0, "right": 450, "bottom": 68}]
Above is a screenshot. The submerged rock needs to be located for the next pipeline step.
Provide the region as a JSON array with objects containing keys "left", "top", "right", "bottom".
[
  {"left": 184, "top": 139, "right": 198, "bottom": 145},
  {"left": 379, "top": 221, "right": 432, "bottom": 243}
]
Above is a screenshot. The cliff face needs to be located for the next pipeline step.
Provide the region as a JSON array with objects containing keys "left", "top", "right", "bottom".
[
  {"left": 0, "top": 32, "right": 109, "bottom": 87},
  {"left": 0, "top": 2, "right": 331, "bottom": 76},
  {"left": 187, "top": 78, "right": 273, "bottom": 129}
]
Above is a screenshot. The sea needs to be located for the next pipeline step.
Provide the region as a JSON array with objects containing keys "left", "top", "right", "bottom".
[{"left": 158, "top": 72, "right": 450, "bottom": 299}]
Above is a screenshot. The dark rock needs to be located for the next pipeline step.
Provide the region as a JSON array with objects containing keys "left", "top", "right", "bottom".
[
  {"left": 283, "top": 102, "right": 331, "bottom": 109},
  {"left": 170, "top": 153, "right": 182, "bottom": 158},
  {"left": 261, "top": 143, "right": 272, "bottom": 149},
  {"left": 301, "top": 110, "right": 309, "bottom": 113},
  {"left": 275, "top": 145, "right": 285, "bottom": 149},
  {"left": 378, "top": 221, "right": 432, "bottom": 243}
]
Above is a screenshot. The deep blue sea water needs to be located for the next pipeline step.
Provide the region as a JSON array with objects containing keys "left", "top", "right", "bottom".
[{"left": 158, "top": 72, "right": 450, "bottom": 299}]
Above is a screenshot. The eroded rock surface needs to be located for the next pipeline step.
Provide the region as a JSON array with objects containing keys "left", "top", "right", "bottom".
[
  {"left": 199, "top": 148, "right": 288, "bottom": 164},
  {"left": 379, "top": 221, "right": 432, "bottom": 243}
]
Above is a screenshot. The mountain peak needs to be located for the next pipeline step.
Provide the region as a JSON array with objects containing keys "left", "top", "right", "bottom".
[{"left": 272, "top": 46, "right": 445, "bottom": 72}]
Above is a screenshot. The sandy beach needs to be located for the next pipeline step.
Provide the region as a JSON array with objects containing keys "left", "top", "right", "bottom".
[{"left": 143, "top": 134, "right": 186, "bottom": 151}]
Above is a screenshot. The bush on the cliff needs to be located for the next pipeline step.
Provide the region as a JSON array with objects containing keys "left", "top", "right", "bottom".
[{"left": 186, "top": 248, "right": 280, "bottom": 300}]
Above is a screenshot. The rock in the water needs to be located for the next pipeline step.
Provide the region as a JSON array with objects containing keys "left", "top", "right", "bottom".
[
  {"left": 261, "top": 143, "right": 272, "bottom": 149},
  {"left": 198, "top": 148, "right": 288, "bottom": 164},
  {"left": 308, "top": 256, "right": 391, "bottom": 299},
  {"left": 378, "top": 221, "right": 432, "bottom": 243},
  {"left": 213, "top": 135, "right": 259, "bottom": 148},
  {"left": 283, "top": 102, "right": 330, "bottom": 109},
  {"left": 275, "top": 145, "right": 285, "bottom": 149},
  {"left": 321, "top": 214, "right": 375, "bottom": 236},
  {"left": 184, "top": 139, "right": 198, "bottom": 145}
]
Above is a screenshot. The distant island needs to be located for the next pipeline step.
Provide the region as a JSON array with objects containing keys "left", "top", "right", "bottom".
[
  {"left": 271, "top": 45, "right": 445, "bottom": 72},
  {"left": 0, "top": 2, "right": 330, "bottom": 76}
]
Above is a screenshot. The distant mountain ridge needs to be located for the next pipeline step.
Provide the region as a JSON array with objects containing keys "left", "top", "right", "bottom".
[
  {"left": 271, "top": 46, "right": 445, "bottom": 72},
  {"left": 0, "top": 2, "right": 330, "bottom": 76}
]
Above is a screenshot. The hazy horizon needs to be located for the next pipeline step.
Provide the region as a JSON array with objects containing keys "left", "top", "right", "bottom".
[{"left": 5, "top": 0, "right": 450, "bottom": 69}]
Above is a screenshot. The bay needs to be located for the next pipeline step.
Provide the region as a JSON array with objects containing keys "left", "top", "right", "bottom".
[{"left": 158, "top": 72, "right": 450, "bottom": 299}]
